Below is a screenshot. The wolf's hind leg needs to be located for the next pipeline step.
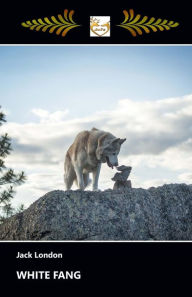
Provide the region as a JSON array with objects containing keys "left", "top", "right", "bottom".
[{"left": 83, "top": 173, "right": 92, "bottom": 189}]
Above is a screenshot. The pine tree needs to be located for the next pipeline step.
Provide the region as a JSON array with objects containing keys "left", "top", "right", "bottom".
[{"left": 0, "top": 107, "right": 26, "bottom": 223}]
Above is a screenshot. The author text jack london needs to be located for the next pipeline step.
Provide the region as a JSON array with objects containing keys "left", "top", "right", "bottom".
[{"left": 16, "top": 251, "right": 63, "bottom": 259}]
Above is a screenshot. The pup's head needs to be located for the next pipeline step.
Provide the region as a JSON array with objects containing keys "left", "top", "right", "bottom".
[{"left": 96, "top": 134, "right": 126, "bottom": 169}]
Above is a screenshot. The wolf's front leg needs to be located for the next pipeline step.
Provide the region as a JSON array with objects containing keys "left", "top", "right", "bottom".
[
  {"left": 74, "top": 166, "right": 85, "bottom": 190},
  {"left": 92, "top": 163, "right": 101, "bottom": 191}
]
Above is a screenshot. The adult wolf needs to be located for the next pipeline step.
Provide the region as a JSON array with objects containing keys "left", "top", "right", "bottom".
[{"left": 64, "top": 128, "right": 126, "bottom": 191}]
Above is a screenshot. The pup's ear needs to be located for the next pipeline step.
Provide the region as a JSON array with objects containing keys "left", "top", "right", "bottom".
[{"left": 119, "top": 138, "right": 126, "bottom": 145}]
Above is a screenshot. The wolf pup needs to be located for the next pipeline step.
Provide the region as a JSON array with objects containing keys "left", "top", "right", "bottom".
[{"left": 64, "top": 128, "right": 126, "bottom": 191}]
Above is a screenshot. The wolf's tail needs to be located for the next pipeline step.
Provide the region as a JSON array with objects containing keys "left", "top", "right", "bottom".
[{"left": 64, "top": 152, "right": 76, "bottom": 190}]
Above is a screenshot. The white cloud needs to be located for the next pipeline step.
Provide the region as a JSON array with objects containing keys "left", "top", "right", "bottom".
[
  {"left": 178, "top": 172, "right": 192, "bottom": 184},
  {"left": 32, "top": 108, "right": 69, "bottom": 123},
  {"left": 1, "top": 94, "right": 192, "bottom": 208}
]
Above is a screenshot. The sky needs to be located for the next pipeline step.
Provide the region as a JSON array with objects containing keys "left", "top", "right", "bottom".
[{"left": 0, "top": 45, "right": 192, "bottom": 208}]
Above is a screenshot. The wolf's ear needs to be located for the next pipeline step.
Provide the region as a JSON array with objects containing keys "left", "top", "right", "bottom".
[
  {"left": 111, "top": 138, "right": 120, "bottom": 144},
  {"left": 111, "top": 138, "right": 126, "bottom": 145},
  {"left": 119, "top": 138, "right": 126, "bottom": 145}
]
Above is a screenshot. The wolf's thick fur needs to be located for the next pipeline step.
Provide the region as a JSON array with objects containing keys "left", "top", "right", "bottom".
[{"left": 64, "top": 128, "right": 126, "bottom": 190}]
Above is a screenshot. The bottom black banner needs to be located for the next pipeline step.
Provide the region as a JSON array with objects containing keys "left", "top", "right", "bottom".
[{"left": 0, "top": 242, "right": 191, "bottom": 291}]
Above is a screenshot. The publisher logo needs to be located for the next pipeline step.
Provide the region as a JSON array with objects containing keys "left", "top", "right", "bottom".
[{"left": 90, "top": 16, "right": 110, "bottom": 37}]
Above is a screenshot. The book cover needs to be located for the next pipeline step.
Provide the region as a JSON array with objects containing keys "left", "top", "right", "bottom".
[{"left": 0, "top": 1, "right": 191, "bottom": 291}]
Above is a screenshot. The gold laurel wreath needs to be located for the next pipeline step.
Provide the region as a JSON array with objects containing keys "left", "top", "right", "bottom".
[
  {"left": 21, "top": 9, "right": 80, "bottom": 37},
  {"left": 117, "top": 9, "right": 179, "bottom": 37}
]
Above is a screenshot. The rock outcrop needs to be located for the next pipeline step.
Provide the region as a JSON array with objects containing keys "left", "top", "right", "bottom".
[{"left": 0, "top": 183, "right": 192, "bottom": 240}]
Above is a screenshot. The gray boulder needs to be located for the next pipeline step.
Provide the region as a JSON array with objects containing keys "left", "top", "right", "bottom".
[{"left": 0, "top": 183, "right": 192, "bottom": 240}]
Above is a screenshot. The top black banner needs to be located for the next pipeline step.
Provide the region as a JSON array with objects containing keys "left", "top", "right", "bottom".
[{"left": 0, "top": 2, "right": 191, "bottom": 44}]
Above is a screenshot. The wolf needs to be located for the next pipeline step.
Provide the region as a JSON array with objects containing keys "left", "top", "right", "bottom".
[{"left": 64, "top": 128, "right": 126, "bottom": 191}]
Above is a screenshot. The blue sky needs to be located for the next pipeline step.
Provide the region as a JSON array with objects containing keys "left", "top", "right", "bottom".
[
  {"left": 0, "top": 46, "right": 192, "bottom": 122},
  {"left": 0, "top": 46, "right": 192, "bottom": 207}
]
